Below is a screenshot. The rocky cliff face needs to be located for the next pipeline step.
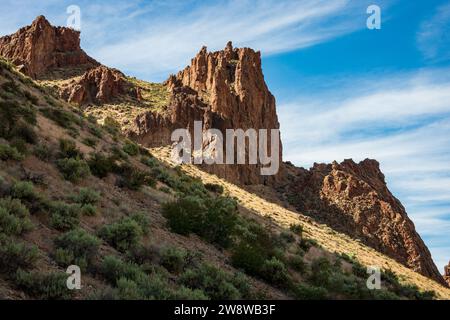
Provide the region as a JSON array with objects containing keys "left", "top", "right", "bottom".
[
  {"left": 0, "top": 16, "right": 98, "bottom": 79},
  {"left": 60, "top": 66, "right": 138, "bottom": 105},
  {"left": 130, "top": 42, "right": 282, "bottom": 185},
  {"left": 281, "top": 159, "right": 446, "bottom": 285},
  {"left": 445, "top": 262, "right": 450, "bottom": 286}
]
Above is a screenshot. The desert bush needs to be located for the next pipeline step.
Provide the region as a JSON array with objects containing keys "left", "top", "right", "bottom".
[
  {"left": 99, "top": 256, "right": 144, "bottom": 285},
  {"left": 11, "top": 123, "right": 38, "bottom": 145},
  {"left": 160, "top": 246, "right": 188, "bottom": 274},
  {"left": 293, "top": 283, "right": 328, "bottom": 300},
  {"left": 15, "top": 269, "right": 72, "bottom": 299},
  {"left": 53, "top": 229, "right": 100, "bottom": 269},
  {"left": 57, "top": 158, "right": 90, "bottom": 182},
  {"left": 88, "top": 152, "right": 116, "bottom": 178},
  {"left": 71, "top": 188, "right": 100, "bottom": 206},
  {"left": 204, "top": 183, "right": 224, "bottom": 194},
  {"left": 170, "top": 286, "right": 208, "bottom": 300},
  {"left": 179, "top": 263, "right": 242, "bottom": 300},
  {"left": 41, "top": 107, "right": 80, "bottom": 129},
  {"left": 276, "top": 231, "right": 296, "bottom": 248},
  {"left": 289, "top": 223, "right": 303, "bottom": 236},
  {"left": 49, "top": 201, "right": 80, "bottom": 231},
  {"left": 58, "top": 138, "right": 83, "bottom": 159},
  {"left": 88, "top": 124, "right": 103, "bottom": 139},
  {"left": 309, "top": 257, "right": 333, "bottom": 288},
  {"left": 98, "top": 217, "right": 143, "bottom": 252},
  {"left": 288, "top": 255, "right": 307, "bottom": 274},
  {"left": 260, "top": 257, "right": 289, "bottom": 287},
  {"left": 103, "top": 116, "right": 121, "bottom": 135},
  {"left": 0, "top": 197, "right": 33, "bottom": 235},
  {"left": 82, "top": 137, "right": 98, "bottom": 148},
  {"left": 0, "top": 143, "right": 24, "bottom": 161},
  {"left": 0, "top": 237, "right": 39, "bottom": 272},
  {"left": 129, "top": 212, "right": 150, "bottom": 235},
  {"left": 23, "top": 90, "right": 39, "bottom": 105},
  {"left": 110, "top": 145, "right": 129, "bottom": 160},
  {"left": 115, "top": 164, "right": 147, "bottom": 190},
  {"left": 34, "top": 143, "right": 52, "bottom": 161},
  {"left": 231, "top": 223, "right": 277, "bottom": 277},
  {"left": 162, "top": 196, "right": 238, "bottom": 248},
  {"left": 11, "top": 181, "right": 39, "bottom": 202},
  {"left": 0, "top": 100, "right": 36, "bottom": 139},
  {"left": 123, "top": 140, "right": 139, "bottom": 156},
  {"left": 140, "top": 156, "right": 158, "bottom": 168}
]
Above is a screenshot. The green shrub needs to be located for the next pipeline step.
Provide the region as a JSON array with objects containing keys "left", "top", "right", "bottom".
[
  {"left": 179, "top": 263, "right": 242, "bottom": 300},
  {"left": 0, "top": 100, "right": 37, "bottom": 139},
  {"left": 110, "top": 145, "right": 128, "bottom": 160},
  {"left": 170, "top": 286, "right": 208, "bottom": 300},
  {"left": 53, "top": 229, "right": 100, "bottom": 269},
  {"left": 15, "top": 269, "right": 72, "bottom": 300},
  {"left": 231, "top": 223, "right": 277, "bottom": 277},
  {"left": 49, "top": 201, "right": 80, "bottom": 231},
  {"left": 260, "top": 257, "right": 289, "bottom": 287},
  {"left": 56, "top": 158, "right": 90, "bottom": 182},
  {"left": 88, "top": 152, "right": 116, "bottom": 178},
  {"left": 80, "top": 204, "right": 97, "bottom": 216},
  {"left": 98, "top": 217, "right": 143, "bottom": 252},
  {"left": 83, "top": 137, "right": 98, "bottom": 148},
  {"left": 204, "top": 183, "right": 224, "bottom": 194},
  {"left": 309, "top": 257, "right": 333, "bottom": 288},
  {"left": 11, "top": 181, "right": 39, "bottom": 202},
  {"left": 293, "top": 283, "right": 328, "bottom": 300},
  {"left": 116, "top": 277, "right": 142, "bottom": 300},
  {"left": 103, "top": 116, "right": 121, "bottom": 135},
  {"left": 123, "top": 140, "right": 139, "bottom": 156},
  {"left": 289, "top": 255, "right": 307, "bottom": 274},
  {"left": 0, "top": 197, "right": 33, "bottom": 235},
  {"left": 0, "top": 237, "right": 39, "bottom": 272},
  {"left": 23, "top": 90, "right": 39, "bottom": 105},
  {"left": 141, "top": 156, "right": 158, "bottom": 168},
  {"left": 99, "top": 256, "right": 144, "bottom": 285},
  {"left": 0, "top": 100, "right": 36, "bottom": 139},
  {"left": 0, "top": 144, "right": 24, "bottom": 161},
  {"left": 162, "top": 196, "right": 238, "bottom": 248},
  {"left": 88, "top": 124, "right": 103, "bottom": 139},
  {"left": 129, "top": 212, "right": 150, "bottom": 235},
  {"left": 71, "top": 188, "right": 100, "bottom": 206},
  {"left": 116, "top": 164, "right": 147, "bottom": 190},
  {"left": 289, "top": 224, "right": 303, "bottom": 236},
  {"left": 41, "top": 107, "right": 80, "bottom": 129},
  {"left": 58, "top": 138, "right": 83, "bottom": 159},
  {"left": 11, "top": 123, "right": 38, "bottom": 144},
  {"left": 34, "top": 143, "right": 52, "bottom": 161},
  {"left": 160, "top": 247, "right": 188, "bottom": 274},
  {"left": 277, "top": 231, "right": 296, "bottom": 247}
]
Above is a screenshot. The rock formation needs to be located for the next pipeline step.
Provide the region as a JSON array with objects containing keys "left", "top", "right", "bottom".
[
  {"left": 0, "top": 15, "right": 98, "bottom": 79},
  {"left": 60, "top": 66, "right": 135, "bottom": 105},
  {"left": 130, "top": 42, "right": 282, "bottom": 185},
  {"left": 445, "top": 261, "right": 450, "bottom": 286},
  {"left": 281, "top": 159, "right": 446, "bottom": 285}
]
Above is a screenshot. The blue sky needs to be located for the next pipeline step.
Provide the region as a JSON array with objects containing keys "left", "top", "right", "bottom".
[{"left": 1, "top": 0, "right": 449, "bottom": 273}]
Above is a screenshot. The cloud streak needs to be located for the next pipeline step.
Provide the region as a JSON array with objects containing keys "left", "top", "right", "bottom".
[{"left": 417, "top": 3, "right": 450, "bottom": 62}]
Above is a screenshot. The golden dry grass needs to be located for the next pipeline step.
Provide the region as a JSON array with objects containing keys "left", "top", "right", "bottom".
[{"left": 150, "top": 146, "right": 450, "bottom": 299}]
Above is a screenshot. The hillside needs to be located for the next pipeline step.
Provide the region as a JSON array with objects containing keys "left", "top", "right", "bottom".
[{"left": 0, "top": 16, "right": 449, "bottom": 300}]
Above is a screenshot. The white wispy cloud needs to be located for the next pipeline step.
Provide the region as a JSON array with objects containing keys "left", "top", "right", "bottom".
[
  {"left": 417, "top": 3, "right": 450, "bottom": 62},
  {"left": 89, "top": 0, "right": 372, "bottom": 79},
  {"left": 279, "top": 69, "right": 450, "bottom": 273}
]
